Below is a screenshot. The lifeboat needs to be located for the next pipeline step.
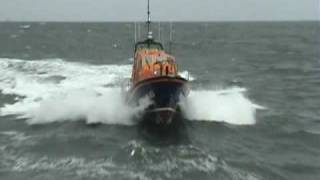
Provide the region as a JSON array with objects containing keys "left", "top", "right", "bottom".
[
  {"left": 126, "top": 1, "right": 189, "bottom": 126},
  {"left": 127, "top": 37, "right": 189, "bottom": 125}
]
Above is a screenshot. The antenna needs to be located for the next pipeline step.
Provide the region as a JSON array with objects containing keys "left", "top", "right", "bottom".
[
  {"left": 138, "top": 23, "right": 141, "bottom": 40},
  {"left": 147, "top": 0, "right": 153, "bottom": 39},
  {"left": 158, "top": 22, "right": 161, "bottom": 42},
  {"left": 169, "top": 22, "right": 173, "bottom": 53},
  {"left": 169, "top": 22, "right": 173, "bottom": 42},
  {"left": 134, "top": 22, "right": 137, "bottom": 43}
]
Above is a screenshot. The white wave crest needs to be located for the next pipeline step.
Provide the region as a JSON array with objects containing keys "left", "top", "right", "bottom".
[
  {"left": 24, "top": 89, "right": 151, "bottom": 125},
  {"left": 0, "top": 58, "right": 263, "bottom": 125},
  {"left": 0, "top": 58, "right": 147, "bottom": 125},
  {"left": 180, "top": 87, "right": 264, "bottom": 125}
]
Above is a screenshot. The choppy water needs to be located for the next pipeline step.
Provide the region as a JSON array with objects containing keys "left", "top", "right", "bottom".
[{"left": 0, "top": 22, "right": 319, "bottom": 180}]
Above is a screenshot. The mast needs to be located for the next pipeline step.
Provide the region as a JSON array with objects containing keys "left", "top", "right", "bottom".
[
  {"left": 158, "top": 22, "right": 161, "bottom": 43},
  {"left": 134, "top": 22, "right": 137, "bottom": 43},
  {"left": 147, "top": 0, "right": 153, "bottom": 39},
  {"left": 138, "top": 23, "right": 141, "bottom": 40},
  {"left": 169, "top": 22, "right": 173, "bottom": 53}
]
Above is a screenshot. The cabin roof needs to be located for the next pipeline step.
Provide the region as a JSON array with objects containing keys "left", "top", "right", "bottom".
[{"left": 134, "top": 39, "right": 164, "bottom": 52}]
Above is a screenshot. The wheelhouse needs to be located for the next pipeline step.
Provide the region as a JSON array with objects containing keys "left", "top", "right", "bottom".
[{"left": 131, "top": 39, "right": 178, "bottom": 85}]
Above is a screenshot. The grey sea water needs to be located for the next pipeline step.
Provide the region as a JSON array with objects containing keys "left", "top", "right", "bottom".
[{"left": 0, "top": 22, "right": 319, "bottom": 180}]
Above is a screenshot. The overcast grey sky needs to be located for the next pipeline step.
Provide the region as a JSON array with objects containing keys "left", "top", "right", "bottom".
[{"left": 0, "top": 0, "right": 319, "bottom": 21}]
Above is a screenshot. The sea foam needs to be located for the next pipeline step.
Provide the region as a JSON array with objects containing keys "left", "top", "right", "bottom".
[
  {"left": 180, "top": 88, "right": 264, "bottom": 125},
  {"left": 0, "top": 58, "right": 263, "bottom": 125}
]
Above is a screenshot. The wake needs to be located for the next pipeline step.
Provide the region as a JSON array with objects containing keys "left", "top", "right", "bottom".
[{"left": 0, "top": 58, "right": 263, "bottom": 125}]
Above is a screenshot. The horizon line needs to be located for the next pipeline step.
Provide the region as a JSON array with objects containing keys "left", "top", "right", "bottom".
[{"left": 0, "top": 19, "right": 319, "bottom": 23}]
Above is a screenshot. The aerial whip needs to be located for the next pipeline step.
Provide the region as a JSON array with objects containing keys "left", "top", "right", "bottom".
[{"left": 147, "top": 0, "right": 153, "bottom": 39}]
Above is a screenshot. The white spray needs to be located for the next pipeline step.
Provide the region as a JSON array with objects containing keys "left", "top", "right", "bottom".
[
  {"left": 180, "top": 88, "right": 264, "bottom": 125},
  {"left": 0, "top": 58, "right": 263, "bottom": 125}
]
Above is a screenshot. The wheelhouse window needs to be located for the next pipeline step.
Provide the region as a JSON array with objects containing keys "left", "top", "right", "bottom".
[{"left": 134, "top": 39, "right": 164, "bottom": 52}]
